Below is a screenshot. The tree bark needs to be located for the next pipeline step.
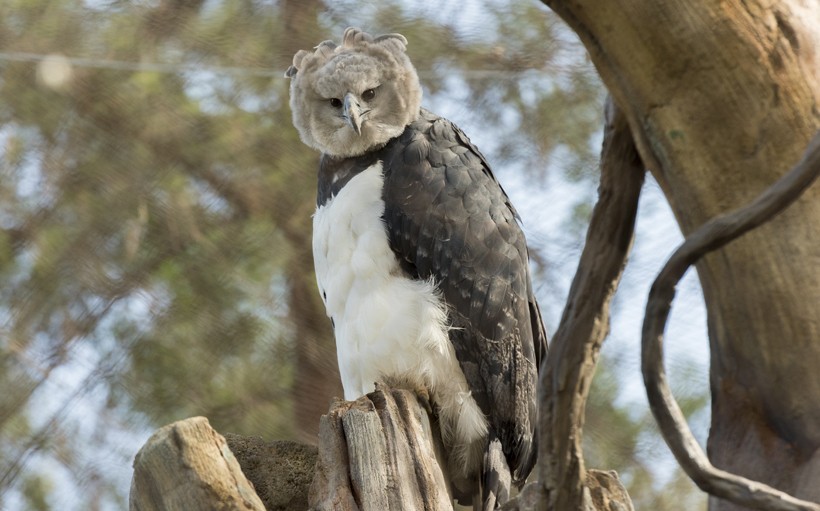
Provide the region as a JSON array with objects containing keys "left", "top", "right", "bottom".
[
  {"left": 508, "top": 471, "right": 634, "bottom": 511},
  {"left": 224, "top": 433, "right": 319, "bottom": 511},
  {"left": 131, "top": 387, "right": 640, "bottom": 510},
  {"left": 642, "top": 133, "right": 820, "bottom": 511},
  {"left": 538, "top": 97, "right": 643, "bottom": 511},
  {"left": 541, "top": 1, "right": 820, "bottom": 509},
  {"left": 309, "top": 386, "right": 452, "bottom": 511}
]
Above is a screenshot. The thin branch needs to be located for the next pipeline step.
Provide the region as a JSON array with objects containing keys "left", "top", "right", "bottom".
[
  {"left": 537, "top": 97, "right": 643, "bottom": 511},
  {"left": 642, "top": 131, "right": 820, "bottom": 511}
]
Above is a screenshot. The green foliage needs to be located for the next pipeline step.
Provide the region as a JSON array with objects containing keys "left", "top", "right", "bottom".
[
  {"left": 0, "top": 2, "right": 317, "bottom": 506},
  {"left": 22, "top": 474, "right": 52, "bottom": 511}
]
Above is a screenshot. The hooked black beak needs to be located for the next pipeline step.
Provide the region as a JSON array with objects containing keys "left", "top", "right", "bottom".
[{"left": 343, "top": 92, "right": 362, "bottom": 135}]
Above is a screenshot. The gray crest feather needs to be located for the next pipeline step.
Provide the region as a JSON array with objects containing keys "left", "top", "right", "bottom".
[
  {"left": 314, "top": 40, "right": 338, "bottom": 59},
  {"left": 342, "top": 27, "right": 373, "bottom": 46},
  {"left": 286, "top": 28, "right": 412, "bottom": 78}
]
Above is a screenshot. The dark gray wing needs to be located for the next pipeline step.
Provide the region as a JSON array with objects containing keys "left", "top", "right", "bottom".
[{"left": 381, "top": 109, "right": 547, "bottom": 488}]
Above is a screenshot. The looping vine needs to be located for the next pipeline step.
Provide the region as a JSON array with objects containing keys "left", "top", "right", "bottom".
[{"left": 642, "top": 131, "right": 820, "bottom": 511}]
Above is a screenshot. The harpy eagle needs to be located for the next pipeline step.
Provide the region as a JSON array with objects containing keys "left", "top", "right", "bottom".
[{"left": 286, "top": 27, "right": 548, "bottom": 509}]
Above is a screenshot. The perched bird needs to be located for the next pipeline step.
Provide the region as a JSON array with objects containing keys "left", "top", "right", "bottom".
[{"left": 286, "top": 27, "right": 547, "bottom": 509}]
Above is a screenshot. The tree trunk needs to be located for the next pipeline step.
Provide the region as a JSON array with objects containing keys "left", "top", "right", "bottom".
[
  {"left": 130, "top": 391, "right": 640, "bottom": 510},
  {"left": 542, "top": 1, "right": 820, "bottom": 509}
]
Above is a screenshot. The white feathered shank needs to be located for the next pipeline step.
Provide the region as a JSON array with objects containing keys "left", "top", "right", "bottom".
[{"left": 287, "top": 28, "right": 547, "bottom": 510}]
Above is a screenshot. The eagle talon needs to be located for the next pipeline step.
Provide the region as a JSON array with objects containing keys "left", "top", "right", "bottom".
[{"left": 413, "top": 385, "right": 433, "bottom": 415}]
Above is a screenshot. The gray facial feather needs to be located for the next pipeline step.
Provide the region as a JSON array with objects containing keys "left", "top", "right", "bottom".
[{"left": 286, "top": 27, "right": 423, "bottom": 158}]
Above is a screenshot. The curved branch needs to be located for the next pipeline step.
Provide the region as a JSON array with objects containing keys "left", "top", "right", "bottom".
[
  {"left": 642, "top": 131, "right": 820, "bottom": 511},
  {"left": 538, "top": 97, "right": 643, "bottom": 511}
]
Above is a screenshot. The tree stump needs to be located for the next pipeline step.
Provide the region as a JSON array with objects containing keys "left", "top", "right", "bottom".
[
  {"left": 129, "top": 416, "right": 266, "bottom": 511},
  {"left": 309, "top": 385, "right": 453, "bottom": 511},
  {"left": 129, "top": 387, "right": 452, "bottom": 511},
  {"left": 129, "top": 389, "right": 637, "bottom": 510}
]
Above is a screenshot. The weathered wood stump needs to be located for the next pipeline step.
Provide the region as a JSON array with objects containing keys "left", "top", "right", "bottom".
[
  {"left": 309, "top": 385, "right": 452, "bottom": 511},
  {"left": 129, "top": 386, "right": 452, "bottom": 511},
  {"left": 129, "top": 416, "right": 266, "bottom": 511},
  {"left": 129, "top": 388, "right": 633, "bottom": 510}
]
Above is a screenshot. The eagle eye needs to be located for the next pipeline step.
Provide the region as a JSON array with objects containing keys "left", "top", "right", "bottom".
[
  {"left": 362, "top": 88, "right": 376, "bottom": 101},
  {"left": 329, "top": 98, "right": 342, "bottom": 108}
]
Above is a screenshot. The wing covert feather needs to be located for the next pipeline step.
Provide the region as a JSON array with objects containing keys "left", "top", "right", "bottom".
[{"left": 381, "top": 109, "right": 546, "bottom": 484}]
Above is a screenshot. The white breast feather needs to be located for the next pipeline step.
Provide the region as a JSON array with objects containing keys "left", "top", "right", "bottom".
[{"left": 312, "top": 163, "right": 488, "bottom": 474}]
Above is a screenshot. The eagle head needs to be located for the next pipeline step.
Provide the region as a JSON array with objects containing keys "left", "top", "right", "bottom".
[{"left": 286, "top": 27, "right": 423, "bottom": 158}]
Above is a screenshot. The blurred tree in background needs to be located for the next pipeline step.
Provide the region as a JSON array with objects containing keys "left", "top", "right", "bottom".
[{"left": 0, "top": 1, "right": 707, "bottom": 509}]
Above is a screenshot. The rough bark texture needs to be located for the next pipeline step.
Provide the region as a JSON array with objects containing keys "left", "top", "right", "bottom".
[
  {"left": 130, "top": 417, "right": 266, "bottom": 511},
  {"left": 129, "top": 388, "right": 451, "bottom": 511},
  {"left": 130, "top": 386, "right": 453, "bottom": 511},
  {"left": 542, "top": 1, "right": 820, "bottom": 509},
  {"left": 309, "top": 386, "right": 452, "bottom": 511},
  {"left": 642, "top": 133, "right": 820, "bottom": 511},
  {"left": 225, "top": 434, "right": 318, "bottom": 511},
  {"left": 584, "top": 470, "right": 636, "bottom": 511},
  {"left": 537, "top": 97, "right": 643, "bottom": 511}
]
